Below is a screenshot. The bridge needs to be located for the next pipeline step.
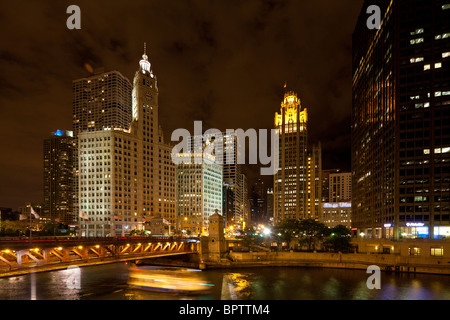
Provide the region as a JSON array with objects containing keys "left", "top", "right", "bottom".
[{"left": 0, "top": 237, "right": 199, "bottom": 276}]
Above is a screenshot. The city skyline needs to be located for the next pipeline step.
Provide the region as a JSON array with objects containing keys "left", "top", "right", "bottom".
[
  {"left": 0, "top": 0, "right": 363, "bottom": 210},
  {"left": 1, "top": 1, "right": 450, "bottom": 305}
]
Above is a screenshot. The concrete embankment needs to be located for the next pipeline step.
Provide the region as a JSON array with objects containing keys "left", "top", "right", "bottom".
[{"left": 202, "top": 251, "right": 450, "bottom": 275}]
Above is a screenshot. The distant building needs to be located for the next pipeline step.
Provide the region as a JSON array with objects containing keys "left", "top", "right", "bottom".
[
  {"left": 43, "top": 130, "right": 76, "bottom": 225},
  {"left": 321, "top": 169, "right": 341, "bottom": 202},
  {"left": 251, "top": 179, "right": 266, "bottom": 225},
  {"left": 18, "top": 204, "right": 45, "bottom": 221},
  {"left": 308, "top": 144, "right": 322, "bottom": 220},
  {"left": 176, "top": 154, "right": 223, "bottom": 236},
  {"left": 223, "top": 185, "right": 234, "bottom": 227},
  {"left": 242, "top": 174, "right": 250, "bottom": 228},
  {"left": 321, "top": 202, "right": 352, "bottom": 229},
  {"left": 320, "top": 170, "right": 352, "bottom": 229},
  {"left": 0, "top": 207, "right": 16, "bottom": 221},
  {"left": 221, "top": 132, "right": 244, "bottom": 227},
  {"left": 329, "top": 172, "right": 352, "bottom": 203},
  {"left": 266, "top": 188, "right": 274, "bottom": 223}
]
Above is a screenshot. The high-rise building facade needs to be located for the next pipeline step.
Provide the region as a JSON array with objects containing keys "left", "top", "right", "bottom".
[
  {"left": 212, "top": 131, "right": 244, "bottom": 228},
  {"left": 266, "top": 188, "right": 274, "bottom": 223},
  {"left": 321, "top": 169, "right": 341, "bottom": 202},
  {"left": 131, "top": 50, "right": 177, "bottom": 227},
  {"left": 352, "top": 0, "right": 450, "bottom": 239},
  {"left": 329, "top": 172, "right": 352, "bottom": 203},
  {"left": 43, "top": 130, "right": 75, "bottom": 225},
  {"left": 78, "top": 129, "right": 140, "bottom": 237},
  {"left": 73, "top": 71, "right": 132, "bottom": 134},
  {"left": 73, "top": 70, "right": 133, "bottom": 231},
  {"left": 251, "top": 179, "right": 266, "bottom": 225},
  {"left": 308, "top": 144, "right": 322, "bottom": 219},
  {"left": 223, "top": 185, "right": 234, "bottom": 227},
  {"left": 77, "top": 48, "right": 176, "bottom": 236},
  {"left": 176, "top": 154, "right": 223, "bottom": 235},
  {"left": 321, "top": 170, "right": 352, "bottom": 229},
  {"left": 242, "top": 174, "right": 250, "bottom": 228},
  {"left": 274, "top": 90, "right": 308, "bottom": 222}
]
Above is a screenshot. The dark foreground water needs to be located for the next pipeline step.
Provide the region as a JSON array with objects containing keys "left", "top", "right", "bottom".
[{"left": 0, "top": 263, "right": 449, "bottom": 300}]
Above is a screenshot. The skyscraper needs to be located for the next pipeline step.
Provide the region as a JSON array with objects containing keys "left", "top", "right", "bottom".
[
  {"left": 176, "top": 154, "right": 223, "bottom": 236},
  {"left": 78, "top": 129, "right": 140, "bottom": 237},
  {"left": 43, "top": 130, "right": 75, "bottom": 225},
  {"left": 266, "top": 188, "right": 274, "bottom": 223},
  {"left": 251, "top": 179, "right": 266, "bottom": 225},
  {"left": 73, "top": 71, "right": 132, "bottom": 134},
  {"left": 308, "top": 144, "right": 322, "bottom": 220},
  {"left": 77, "top": 46, "right": 176, "bottom": 236},
  {"left": 131, "top": 47, "right": 177, "bottom": 227},
  {"left": 321, "top": 169, "right": 341, "bottom": 202},
  {"left": 274, "top": 89, "right": 314, "bottom": 223},
  {"left": 352, "top": 0, "right": 450, "bottom": 239},
  {"left": 242, "top": 174, "right": 250, "bottom": 228},
  {"left": 221, "top": 132, "right": 243, "bottom": 228},
  {"left": 73, "top": 70, "right": 133, "bottom": 232}
]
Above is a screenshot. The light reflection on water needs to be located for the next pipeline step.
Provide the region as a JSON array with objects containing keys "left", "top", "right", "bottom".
[{"left": 0, "top": 263, "right": 449, "bottom": 300}]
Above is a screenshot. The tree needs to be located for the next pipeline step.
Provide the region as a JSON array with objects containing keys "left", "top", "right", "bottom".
[
  {"left": 0, "top": 220, "right": 28, "bottom": 236},
  {"left": 298, "top": 219, "right": 331, "bottom": 251},
  {"left": 237, "top": 227, "right": 264, "bottom": 250},
  {"left": 324, "top": 225, "right": 352, "bottom": 253},
  {"left": 129, "top": 229, "right": 147, "bottom": 237},
  {"left": 272, "top": 219, "right": 302, "bottom": 250},
  {"left": 38, "top": 222, "right": 70, "bottom": 236}
]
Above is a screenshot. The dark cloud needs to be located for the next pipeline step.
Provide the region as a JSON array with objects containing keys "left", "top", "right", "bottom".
[{"left": 0, "top": 0, "right": 364, "bottom": 209}]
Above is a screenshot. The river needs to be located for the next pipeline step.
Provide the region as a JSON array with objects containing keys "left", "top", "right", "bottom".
[{"left": 0, "top": 262, "right": 449, "bottom": 300}]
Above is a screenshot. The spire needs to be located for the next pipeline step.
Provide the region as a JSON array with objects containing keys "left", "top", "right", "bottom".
[{"left": 139, "top": 42, "right": 151, "bottom": 74}]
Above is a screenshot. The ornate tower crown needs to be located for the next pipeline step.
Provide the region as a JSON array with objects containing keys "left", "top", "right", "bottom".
[{"left": 139, "top": 43, "right": 151, "bottom": 74}]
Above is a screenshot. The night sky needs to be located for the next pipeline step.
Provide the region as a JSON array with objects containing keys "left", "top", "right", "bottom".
[{"left": 0, "top": 0, "right": 364, "bottom": 210}]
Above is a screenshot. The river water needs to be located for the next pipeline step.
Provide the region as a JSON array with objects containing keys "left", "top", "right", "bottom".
[{"left": 0, "top": 262, "right": 449, "bottom": 300}]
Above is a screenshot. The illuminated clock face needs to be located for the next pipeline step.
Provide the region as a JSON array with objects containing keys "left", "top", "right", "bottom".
[{"left": 145, "top": 92, "right": 153, "bottom": 101}]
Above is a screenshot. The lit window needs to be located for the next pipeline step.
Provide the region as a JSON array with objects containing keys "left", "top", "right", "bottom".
[
  {"left": 410, "top": 28, "right": 424, "bottom": 35},
  {"left": 443, "top": 4, "right": 450, "bottom": 10},
  {"left": 435, "top": 148, "right": 442, "bottom": 154},
  {"left": 431, "top": 248, "right": 444, "bottom": 257},
  {"left": 424, "top": 149, "right": 431, "bottom": 155},
  {"left": 410, "top": 57, "right": 424, "bottom": 63},
  {"left": 409, "top": 247, "right": 421, "bottom": 256},
  {"left": 443, "top": 52, "right": 450, "bottom": 58},
  {"left": 442, "top": 147, "right": 450, "bottom": 154},
  {"left": 435, "top": 33, "right": 450, "bottom": 40},
  {"left": 424, "top": 102, "right": 430, "bottom": 108},
  {"left": 435, "top": 62, "right": 442, "bottom": 69},
  {"left": 424, "top": 64, "right": 431, "bottom": 71},
  {"left": 410, "top": 38, "right": 424, "bottom": 45}
]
